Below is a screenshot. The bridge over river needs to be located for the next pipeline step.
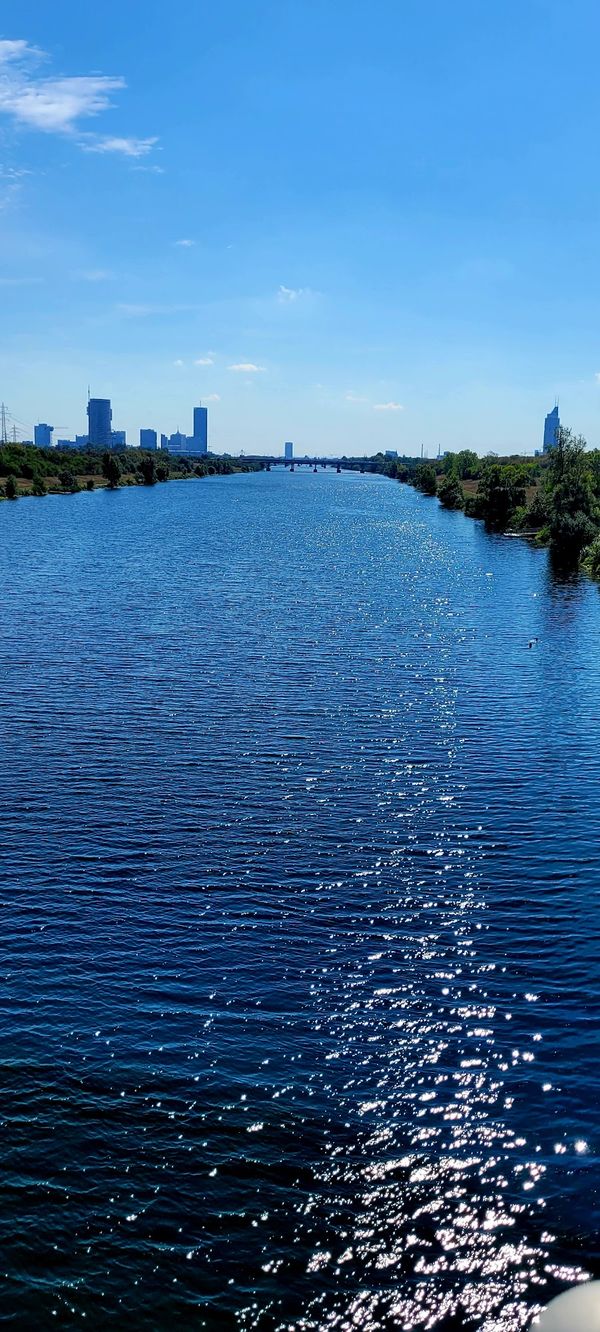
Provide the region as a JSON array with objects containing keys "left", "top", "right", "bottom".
[{"left": 237, "top": 454, "right": 369, "bottom": 471}]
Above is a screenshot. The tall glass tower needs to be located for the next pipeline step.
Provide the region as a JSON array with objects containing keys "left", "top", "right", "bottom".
[
  {"left": 543, "top": 404, "right": 560, "bottom": 453},
  {"left": 87, "top": 398, "right": 112, "bottom": 447},
  {"left": 192, "top": 406, "right": 208, "bottom": 456}
]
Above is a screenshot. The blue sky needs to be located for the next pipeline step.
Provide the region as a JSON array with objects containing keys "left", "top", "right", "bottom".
[{"left": 2, "top": 0, "right": 600, "bottom": 455}]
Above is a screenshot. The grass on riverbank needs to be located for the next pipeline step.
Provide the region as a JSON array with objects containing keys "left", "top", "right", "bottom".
[
  {"left": 0, "top": 443, "right": 264, "bottom": 501},
  {"left": 377, "top": 431, "right": 600, "bottom": 573}
]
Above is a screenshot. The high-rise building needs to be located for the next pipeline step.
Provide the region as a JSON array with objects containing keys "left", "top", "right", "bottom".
[
  {"left": 111, "top": 430, "right": 126, "bottom": 447},
  {"left": 284, "top": 441, "right": 294, "bottom": 461},
  {"left": 168, "top": 431, "right": 187, "bottom": 453},
  {"left": 160, "top": 433, "right": 168, "bottom": 451},
  {"left": 75, "top": 435, "right": 89, "bottom": 448},
  {"left": 34, "top": 423, "right": 53, "bottom": 448},
  {"left": 34, "top": 420, "right": 54, "bottom": 447},
  {"left": 140, "top": 429, "right": 157, "bottom": 451},
  {"left": 189, "top": 405, "right": 208, "bottom": 456},
  {"left": 87, "top": 398, "right": 112, "bottom": 447},
  {"left": 543, "top": 404, "right": 560, "bottom": 453}
]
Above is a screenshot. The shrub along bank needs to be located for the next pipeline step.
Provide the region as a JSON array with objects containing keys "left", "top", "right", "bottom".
[
  {"left": 363, "top": 432, "right": 600, "bottom": 573},
  {"left": 0, "top": 444, "right": 264, "bottom": 499}
]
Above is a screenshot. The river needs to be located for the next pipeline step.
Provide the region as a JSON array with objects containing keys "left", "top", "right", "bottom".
[{"left": 0, "top": 468, "right": 598, "bottom": 1329}]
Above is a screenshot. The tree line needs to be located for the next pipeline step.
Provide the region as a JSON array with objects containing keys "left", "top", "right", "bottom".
[
  {"left": 361, "top": 435, "right": 600, "bottom": 571},
  {"left": 0, "top": 444, "right": 264, "bottom": 500}
]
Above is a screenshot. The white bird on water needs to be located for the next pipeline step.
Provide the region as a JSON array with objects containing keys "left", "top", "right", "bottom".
[{"left": 532, "top": 1281, "right": 600, "bottom": 1329}]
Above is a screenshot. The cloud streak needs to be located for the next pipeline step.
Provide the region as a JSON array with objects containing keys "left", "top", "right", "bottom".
[
  {"left": 0, "top": 38, "right": 156, "bottom": 156},
  {"left": 228, "top": 362, "right": 265, "bottom": 373},
  {"left": 277, "top": 284, "right": 313, "bottom": 303},
  {"left": 373, "top": 401, "right": 404, "bottom": 412},
  {"left": 84, "top": 135, "right": 157, "bottom": 158}
]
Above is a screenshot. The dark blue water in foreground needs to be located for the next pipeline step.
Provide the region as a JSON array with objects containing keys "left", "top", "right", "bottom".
[{"left": 0, "top": 470, "right": 599, "bottom": 1330}]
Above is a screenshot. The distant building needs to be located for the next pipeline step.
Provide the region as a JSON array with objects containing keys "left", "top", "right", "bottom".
[
  {"left": 160, "top": 433, "right": 168, "bottom": 451},
  {"left": 189, "top": 405, "right": 208, "bottom": 456},
  {"left": 284, "top": 441, "right": 293, "bottom": 461},
  {"left": 385, "top": 450, "right": 398, "bottom": 459},
  {"left": 57, "top": 439, "right": 76, "bottom": 449},
  {"left": 87, "top": 397, "right": 112, "bottom": 447},
  {"left": 75, "top": 434, "right": 89, "bottom": 448},
  {"left": 140, "top": 429, "right": 157, "bottom": 451},
  {"left": 111, "top": 430, "right": 126, "bottom": 448},
  {"left": 34, "top": 423, "right": 53, "bottom": 448},
  {"left": 543, "top": 404, "right": 560, "bottom": 453},
  {"left": 168, "top": 430, "right": 188, "bottom": 453}
]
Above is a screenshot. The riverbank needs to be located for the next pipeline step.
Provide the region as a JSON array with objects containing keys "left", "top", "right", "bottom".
[
  {"left": 0, "top": 442, "right": 264, "bottom": 499},
  {"left": 361, "top": 435, "right": 600, "bottom": 574}
]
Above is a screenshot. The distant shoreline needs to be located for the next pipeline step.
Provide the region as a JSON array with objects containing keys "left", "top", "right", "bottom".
[{"left": 0, "top": 443, "right": 264, "bottom": 502}]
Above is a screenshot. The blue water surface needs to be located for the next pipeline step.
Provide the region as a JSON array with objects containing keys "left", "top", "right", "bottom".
[{"left": 0, "top": 469, "right": 598, "bottom": 1330}]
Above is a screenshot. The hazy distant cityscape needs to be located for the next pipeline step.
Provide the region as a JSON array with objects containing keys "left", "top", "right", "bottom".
[
  {"left": 3, "top": 395, "right": 563, "bottom": 459},
  {"left": 24, "top": 397, "right": 210, "bottom": 457}
]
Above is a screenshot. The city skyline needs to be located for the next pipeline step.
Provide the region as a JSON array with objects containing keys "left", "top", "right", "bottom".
[
  {"left": 26, "top": 396, "right": 211, "bottom": 455},
  {"left": 4, "top": 3, "right": 600, "bottom": 455},
  {"left": 5, "top": 390, "right": 566, "bottom": 461}
]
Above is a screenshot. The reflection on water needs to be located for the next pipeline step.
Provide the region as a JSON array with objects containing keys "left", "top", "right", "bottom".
[{"left": 0, "top": 472, "right": 598, "bottom": 1329}]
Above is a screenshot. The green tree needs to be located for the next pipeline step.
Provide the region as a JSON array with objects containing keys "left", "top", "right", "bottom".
[
  {"left": 466, "top": 462, "right": 525, "bottom": 530},
  {"left": 58, "top": 469, "right": 79, "bottom": 492},
  {"left": 156, "top": 463, "right": 169, "bottom": 482},
  {"left": 437, "top": 474, "right": 464, "bottom": 509},
  {"left": 547, "top": 428, "right": 598, "bottom": 561},
  {"left": 102, "top": 452, "right": 121, "bottom": 489},
  {"left": 583, "top": 536, "right": 600, "bottom": 578},
  {"left": 414, "top": 463, "right": 437, "bottom": 495},
  {"left": 140, "top": 455, "right": 157, "bottom": 485},
  {"left": 454, "top": 449, "right": 480, "bottom": 479},
  {"left": 5, "top": 475, "right": 17, "bottom": 499},
  {"left": 31, "top": 476, "right": 47, "bottom": 497}
]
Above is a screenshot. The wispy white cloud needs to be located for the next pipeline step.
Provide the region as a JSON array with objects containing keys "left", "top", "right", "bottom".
[
  {"left": 116, "top": 302, "right": 197, "bottom": 317},
  {"left": 194, "top": 356, "right": 214, "bottom": 365},
  {"left": 228, "top": 362, "right": 265, "bottom": 373},
  {"left": 204, "top": 393, "right": 221, "bottom": 402},
  {"left": 175, "top": 238, "right": 194, "bottom": 247},
  {"left": 173, "top": 358, "right": 185, "bottom": 367},
  {"left": 133, "top": 163, "right": 164, "bottom": 174},
  {"left": 373, "top": 401, "right": 404, "bottom": 412},
  {"left": 594, "top": 373, "right": 600, "bottom": 384},
  {"left": 0, "top": 38, "right": 156, "bottom": 156},
  {"left": 76, "top": 268, "right": 114, "bottom": 282},
  {"left": 277, "top": 284, "right": 315, "bottom": 303},
  {"left": 0, "top": 40, "right": 41, "bottom": 64},
  {"left": 0, "top": 274, "right": 43, "bottom": 286},
  {"left": 83, "top": 135, "right": 157, "bottom": 158},
  {"left": 0, "top": 164, "right": 30, "bottom": 209},
  {"left": 345, "top": 391, "right": 368, "bottom": 403}
]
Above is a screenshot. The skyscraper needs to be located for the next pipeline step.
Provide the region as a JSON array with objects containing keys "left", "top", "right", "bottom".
[
  {"left": 284, "top": 441, "right": 294, "bottom": 461},
  {"left": 543, "top": 404, "right": 560, "bottom": 452},
  {"left": 140, "top": 429, "right": 157, "bottom": 451},
  {"left": 87, "top": 398, "right": 112, "bottom": 447},
  {"left": 168, "top": 430, "right": 187, "bottom": 453},
  {"left": 34, "top": 423, "right": 53, "bottom": 448},
  {"left": 191, "top": 405, "right": 208, "bottom": 456}
]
